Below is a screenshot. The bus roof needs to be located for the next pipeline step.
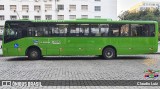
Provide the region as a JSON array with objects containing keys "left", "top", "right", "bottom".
[{"left": 5, "top": 18, "right": 158, "bottom": 24}]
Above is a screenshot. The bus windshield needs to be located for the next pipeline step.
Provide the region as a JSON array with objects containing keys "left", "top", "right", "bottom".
[{"left": 4, "top": 22, "right": 30, "bottom": 43}]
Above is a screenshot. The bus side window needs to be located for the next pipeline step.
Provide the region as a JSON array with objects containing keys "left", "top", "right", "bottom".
[
  {"left": 48, "top": 24, "right": 56, "bottom": 37},
  {"left": 149, "top": 24, "right": 155, "bottom": 37},
  {"left": 109, "top": 24, "right": 120, "bottom": 37},
  {"left": 43, "top": 27, "right": 49, "bottom": 36},
  {"left": 131, "top": 24, "right": 143, "bottom": 37},
  {"left": 70, "top": 24, "right": 79, "bottom": 36},
  {"left": 21, "top": 29, "right": 27, "bottom": 37},
  {"left": 131, "top": 24, "right": 137, "bottom": 37},
  {"left": 27, "top": 28, "right": 35, "bottom": 37},
  {"left": 108, "top": 30, "right": 114, "bottom": 36},
  {"left": 137, "top": 27, "right": 142, "bottom": 36},
  {"left": 37, "top": 31, "right": 43, "bottom": 36},
  {"left": 57, "top": 24, "right": 68, "bottom": 37},
  {"left": 136, "top": 26, "right": 144, "bottom": 36},
  {"left": 100, "top": 24, "right": 109, "bottom": 37},
  {"left": 9, "top": 28, "right": 17, "bottom": 38},
  {"left": 48, "top": 27, "right": 52, "bottom": 36},
  {"left": 131, "top": 24, "right": 152, "bottom": 37},
  {"left": 142, "top": 25, "right": 149, "bottom": 36},
  {"left": 53, "top": 27, "right": 58, "bottom": 36},
  {"left": 80, "top": 24, "right": 89, "bottom": 36},
  {"left": 120, "top": 24, "right": 129, "bottom": 36},
  {"left": 90, "top": 24, "right": 101, "bottom": 36},
  {"left": 34, "top": 28, "right": 44, "bottom": 37}
]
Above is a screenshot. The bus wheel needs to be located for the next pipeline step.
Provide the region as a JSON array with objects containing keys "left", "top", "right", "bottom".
[
  {"left": 103, "top": 47, "right": 116, "bottom": 59},
  {"left": 28, "top": 48, "right": 41, "bottom": 60}
]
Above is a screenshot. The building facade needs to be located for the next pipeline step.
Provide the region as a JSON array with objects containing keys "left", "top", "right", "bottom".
[
  {"left": 0, "top": 0, "right": 117, "bottom": 34},
  {"left": 129, "top": 1, "right": 160, "bottom": 13}
]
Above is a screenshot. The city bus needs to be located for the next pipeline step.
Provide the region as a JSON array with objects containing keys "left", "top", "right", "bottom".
[{"left": 2, "top": 19, "right": 158, "bottom": 59}]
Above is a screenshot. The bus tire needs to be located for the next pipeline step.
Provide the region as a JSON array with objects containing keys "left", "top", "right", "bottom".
[
  {"left": 103, "top": 47, "right": 116, "bottom": 59},
  {"left": 28, "top": 48, "right": 41, "bottom": 60}
]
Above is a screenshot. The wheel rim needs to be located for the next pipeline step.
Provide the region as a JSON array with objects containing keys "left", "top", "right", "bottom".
[
  {"left": 31, "top": 51, "right": 38, "bottom": 58},
  {"left": 105, "top": 50, "right": 113, "bottom": 58}
]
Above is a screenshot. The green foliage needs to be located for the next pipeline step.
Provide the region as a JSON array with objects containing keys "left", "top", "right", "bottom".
[{"left": 118, "top": 9, "right": 160, "bottom": 21}]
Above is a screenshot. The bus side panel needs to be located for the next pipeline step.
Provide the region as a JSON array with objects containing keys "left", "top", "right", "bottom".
[
  {"left": 16, "top": 38, "right": 30, "bottom": 56},
  {"left": 84, "top": 38, "right": 104, "bottom": 55},
  {"left": 62, "top": 37, "right": 101, "bottom": 56},
  {"left": 62, "top": 37, "right": 108, "bottom": 56},
  {"left": 132, "top": 38, "right": 155, "bottom": 54},
  {"left": 61, "top": 37, "right": 134, "bottom": 56},
  {"left": 16, "top": 38, "right": 48, "bottom": 56},
  {"left": 115, "top": 38, "right": 133, "bottom": 55},
  {"left": 47, "top": 37, "right": 64, "bottom": 56},
  {"left": 3, "top": 41, "right": 19, "bottom": 56},
  {"left": 62, "top": 37, "right": 86, "bottom": 55},
  {"left": 30, "top": 38, "right": 48, "bottom": 56}
]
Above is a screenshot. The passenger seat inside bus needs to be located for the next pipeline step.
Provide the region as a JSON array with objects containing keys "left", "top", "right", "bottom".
[{"left": 108, "top": 30, "right": 114, "bottom": 36}]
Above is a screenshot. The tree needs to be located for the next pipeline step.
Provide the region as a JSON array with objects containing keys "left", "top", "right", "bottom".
[{"left": 118, "top": 9, "right": 160, "bottom": 21}]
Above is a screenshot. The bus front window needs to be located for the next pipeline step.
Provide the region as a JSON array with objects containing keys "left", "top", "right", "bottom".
[{"left": 4, "top": 27, "right": 18, "bottom": 43}]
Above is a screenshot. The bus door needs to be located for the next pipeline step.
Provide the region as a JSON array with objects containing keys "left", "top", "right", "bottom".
[{"left": 4, "top": 26, "right": 19, "bottom": 56}]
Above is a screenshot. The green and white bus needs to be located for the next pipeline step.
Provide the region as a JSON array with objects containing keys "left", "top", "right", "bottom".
[{"left": 2, "top": 19, "right": 158, "bottom": 59}]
